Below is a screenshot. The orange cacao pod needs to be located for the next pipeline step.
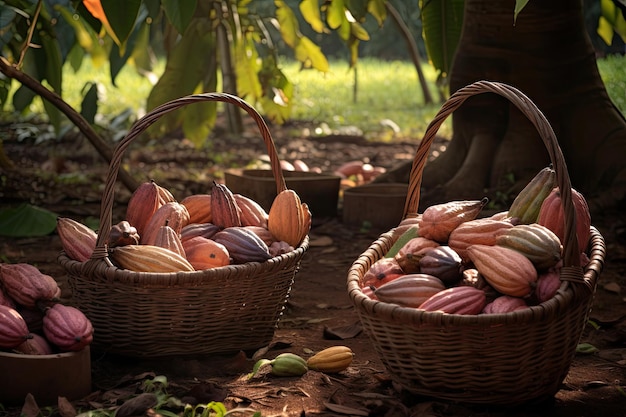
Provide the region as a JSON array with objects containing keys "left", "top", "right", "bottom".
[
  {"left": 268, "top": 189, "right": 310, "bottom": 247},
  {"left": 181, "top": 194, "right": 213, "bottom": 224},
  {"left": 537, "top": 187, "right": 591, "bottom": 260},
  {"left": 43, "top": 303, "right": 93, "bottom": 352},
  {"left": 418, "top": 198, "right": 489, "bottom": 243},
  {"left": 234, "top": 194, "right": 269, "bottom": 228},
  {"left": 418, "top": 286, "right": 486, "bottom": 315},
  {"left": 466, "top": 244, "right": 538, "bottom": 297},
  {"left": 373, "top": 274, "right": 446, "bottom": 308},
  {"left": 182, "top": 236, "right": 230, "bottom": 270},
  {"left": 0, "top": 305, "right": 32, "bottom": 348},
  {"left": 57, "top": 217, "right": 97, "bottom": 262},
  {"left": 0, "top": 263, "right": 60, "bottom": 309},
  {"left": 211, "top": 182, "right": 242, "bottom": 229},
  {"left": 141, "top": 201, "right": 190, "bottom": 245},
  {"left": 448, "top": 218, "right": 515, "bottom": 262},
  {"left": 153, "top": 222, "right": 186, "bottom": 258}
]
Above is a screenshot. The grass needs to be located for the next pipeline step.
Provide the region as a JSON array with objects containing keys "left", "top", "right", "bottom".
[{"left": 7, "top": 54, "right": 626, "bottom": 143}]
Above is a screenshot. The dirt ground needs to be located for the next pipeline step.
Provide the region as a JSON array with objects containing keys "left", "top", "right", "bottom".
[{"left": 0, "top": 118, "right": 625, "bottom": 417}]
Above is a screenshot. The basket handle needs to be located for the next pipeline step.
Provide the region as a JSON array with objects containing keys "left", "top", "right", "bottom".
[
  {"left": 403, "top": 81, "right": 582, "bottom": 271},
  {"left": 90, "top": 93, "right": 287, "bottom": 256}
]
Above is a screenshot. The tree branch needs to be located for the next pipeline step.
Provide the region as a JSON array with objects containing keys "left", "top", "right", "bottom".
[{"left": 0, "top": 56, "right": 139, "bottom": 193}]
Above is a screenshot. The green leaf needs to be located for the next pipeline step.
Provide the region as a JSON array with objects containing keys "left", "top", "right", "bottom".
[
  {"left": 326, "top": 0, "right": 345, "bottom": 30},
  {"left": 101, "top": 0, "right": 141, "bottom": 49},
  {"left": 161, "top": 0, "right": 197, "bottom": 34},
  {"left": 235, "top": 40, "right": 263, "bottom": 101},
  {"left": 80, "top": 82, "right": 99, "bottom": 124},
  {"left": 0, "top": 204, "right": 58, "bottom": 237},
  {"left": 599, "top": 0, "right": 626, "bottom": 43},
  {"left": 420, "top": 0, "right": 464, "bottom": 78},
  {"left": 367, "top": 0, "right": 387, "bottom": 27},
  {"left": 299, "top": 0, "right": 324, "bottom": 33},
  {"left": 294, "top": 36, "right": 330, "bottom": 72},
  {"left": 0, "top": 75, "right": 11, "bottom": 110},
  {"left": 109, "top": 8, "right": 149, "bottom": 85},
  {"left": 350, "top": 21, "right": 369, "bottom": 41},
  {"left": 576, "top": 343, "right": 599, "bottom": 355},
  {"left": 275, "top": 0, "right": 300, "bottom": 48},
  {"left": 598, "top": 15, "right": 615, "bottom": 46},
  {"left": 513, "top": 0, "right": 530, "bottom": 25},
  {"left": 384, "top": 225, "right": 419, "bottom": 258}
]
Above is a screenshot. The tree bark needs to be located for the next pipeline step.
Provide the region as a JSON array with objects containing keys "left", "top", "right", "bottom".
[{"left": 377, "top": 0, "right": 626, "bottom": 212}]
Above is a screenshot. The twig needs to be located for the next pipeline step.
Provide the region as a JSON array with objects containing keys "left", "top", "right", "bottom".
[
  {"left": 17, "top": 0, "right": 43, "bottom": 69},
  {"left": 0, "top": 56, "right": 139, "bottom": 193}
]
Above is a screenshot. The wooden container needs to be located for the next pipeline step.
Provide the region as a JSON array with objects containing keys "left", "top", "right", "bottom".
[
  {"left": 225, "top": 169, "right": 341, "bottom": 218},
  {"left": 0, "top": 348, "right": 91, "bottom": 406},
  {"left": 342, "top": 183, "right": 408, "bottom": 231}
]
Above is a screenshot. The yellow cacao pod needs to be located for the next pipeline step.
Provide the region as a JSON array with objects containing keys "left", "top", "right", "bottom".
[
  {"left": 268, "top": 189, "right": 310, "bottom": 247},
  {"left": 307, "top": 346, "right": 354, "bottom": 374},
  {"left": 110, "top": 245, "right": 195, "bottom": 272}
]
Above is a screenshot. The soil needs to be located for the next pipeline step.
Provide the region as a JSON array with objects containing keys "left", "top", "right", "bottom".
[{"left": 0, "top": 116, "right": 625, "bottom": 417}]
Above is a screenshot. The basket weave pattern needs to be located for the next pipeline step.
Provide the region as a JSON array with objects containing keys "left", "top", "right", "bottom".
[
  {"left": 59, "top": 93, "right": 308, "bottom": 358},
  {"left": 347, "top": 81, "right": 606, "bottom": 405}
]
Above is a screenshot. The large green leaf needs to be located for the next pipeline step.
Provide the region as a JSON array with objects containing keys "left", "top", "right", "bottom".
[
  {"left": 366, "top": 0, "right": 387, "bottom": 27},
  {"left": 235, "top": 40, "right": 263, "bottom": 101},
  {"left": 109, "top": 8, "right": 149, "bottom": 85},
  {"left": 294, "top": 36, "right": 329, "bottom": 72},
  {"left": 299, "top": 0, "right": 325, "bottom": 33},
  {"left": 161, "top": 0, "right": 197, "bottom": 34},
  {"left": 101, "top": 0, "right": 141, "bottom": 49},
  {"left": 275, "top": 0, "right": 299, "bottom": 48},
  {"left": 0, "top": 204, "right": 58, "bottom": 237},
  {"left": 80, "top": 82, "right": 98, "bottom": 124},
  {"left": 599, "top": 0, "right": 626, "bottom": 44},
  {"left": 326, "top": 0, "right": 345, "bottom": 30},
  {"left": 513, "top": 0, "right": 530, "bottom": 25},
  {"left": 420, "top": 0, "right": 465, "bottom": 78}
]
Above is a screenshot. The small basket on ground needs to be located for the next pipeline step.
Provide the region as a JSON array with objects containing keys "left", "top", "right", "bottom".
[
  {"left": 58, "top": 93, "right": 309, "bottom": 358},
  {"left": 347, "top": 81, "right": 606, "bottom": 405}
]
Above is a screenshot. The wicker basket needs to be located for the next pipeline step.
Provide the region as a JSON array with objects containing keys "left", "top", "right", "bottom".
[
  {"left": 347, "top": 81, "right": 606, "bottom": 405},
  {"left": 58, "top": 93, "right": 309, "bottom": 358}
]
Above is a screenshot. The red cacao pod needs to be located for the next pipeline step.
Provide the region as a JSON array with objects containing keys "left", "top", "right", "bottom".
[
  {"left": 0, "top": 263, "right": 60, "bottom": 309},
  {"left": 0, "top": 305, "right": 32, "bottom": 348},
  {"left": 43, "top": 303, "right": 93, "bottom": 352}
]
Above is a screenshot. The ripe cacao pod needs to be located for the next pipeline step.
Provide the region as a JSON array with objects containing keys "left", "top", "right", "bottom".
[
  {"left": 182, "top": 236, "right": 230, "bottom": 270},
  {"left": 268, "top": 189, "right": 310, "bottom": 247},
  {"left": 448, "top": 218, "right": 515, "bottom": 262},
  {"left": 43, "top": 303, "right": 93, "bottom": 352},
  {"left": 126, "top": 180, "right": 162, "bottom": 237},
  {"left": 57, "top": 217, "right": 97, "bottom": 262},
  {"left": 181, "top": 222, "right": 221, "bottom": 241},
  {"left": 234, "top": 194, "right": 269, "bottom": 228},
  {"left": 141, "top": 201, "right": 190, "bottom": 245},
  {"left": 0, "top": 305, "right": 32, "bottom": 348},
  {"left": 362, "top": 257, "right": 405, "bottom": 289},
  {"left": 418, "top": 198, "right": 488, "bottom": 243},
  {"left": 108, "top": 220, "right": 140, "bottom": 247},
  {"left": 482, "top": 295, "right": 528, "bottom": 314},
  {"left": 535, "top": 267, "right": 562, "bottom": 303},
  {"left": 537, "top": 187, "right": 591, "bottom": 261},
  {"left": 373, "top": 274, "right": 446, "bottom": 308},
  {"left": 14, "top": 333, "right": 54, "bottom": 355},
  {"left": 181, "top": 194, "right": 213, "bottom": 224},
  {"left": 244, "top": 225, "right": 277, "bottom": 246},
  {"left": 0, "top": 285, "right": 16, "bottom": 308},
  {"left": 393, "top": 237, "right": 439, "bottom": 273},
  {"left": 212, "top": 226, "right": 272, "bottom": 264},
  {"left": 307, "top": 346, "right": 354, "bottom": 373},
  {"left": 269, "top": 241, "right": 294, "bottom": 257},
  {"left": 495, "top": 223, "right": 562, "bottom": 270},
  {"left": 418, "top": 245, "right": 463, "bottom": 286},
  {"left": 418, "top": 286, "right": 486, "bottom": 315},
  {"left": 211, "top": 182, "right": 242, "bottom": 229},
  {"left": 466, "top": 244, "right": 538, "bottom": 297},
  {"left": 153, "top": 221, "right": 186, "bottom": 258},
  {"left": 0, "top": 263, "right": 60, "bottom": 309},
  {"left": 110, "top": 245, "right": 195, "bottom": 272}
]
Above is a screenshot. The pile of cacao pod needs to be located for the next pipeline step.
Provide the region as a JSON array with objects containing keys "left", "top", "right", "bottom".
[
  {"left": 248, "top": 345, "right": 354, "bottom": 378},
  {"left": 58, "top": 180, "right": 311, "bottom": 273},
  {"left": 362, "top": 166, "right": 593, "bottom": 315},
  {"left": 0, "top": 263, "right": 93, "bottom": 355}
]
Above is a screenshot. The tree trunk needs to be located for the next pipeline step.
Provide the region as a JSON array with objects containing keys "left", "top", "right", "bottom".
[{"left": 378, "top": 0, "right": 626, "bottom": 213}]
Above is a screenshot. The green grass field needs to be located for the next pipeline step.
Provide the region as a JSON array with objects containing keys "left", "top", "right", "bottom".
[{"left": 9, "top": 54, "right": 626, "bottom": 143}]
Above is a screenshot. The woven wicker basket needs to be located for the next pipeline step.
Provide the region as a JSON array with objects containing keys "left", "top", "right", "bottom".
[
  {"left": 58, "top": 93, "right": 309, "bottom": 358},
  {"left": 347, "top": 81, "right": 606, "bottom": 405}
]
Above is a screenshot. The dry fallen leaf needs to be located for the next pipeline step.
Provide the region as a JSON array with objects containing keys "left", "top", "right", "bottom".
[
  {"left": 20, "top": 394, "right": 40, "bottom": 417},
  {"left": 324, "top": 402, "right": 369, "bottom": 416},
  {"left": 57, "top": 396, "right": 77, "bottom": 417}
]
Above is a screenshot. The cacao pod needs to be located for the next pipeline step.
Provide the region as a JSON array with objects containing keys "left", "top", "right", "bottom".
[
  {"left": 418, "top": 198, "right": 488, "bottom": 243},
  {"left": 212, "top": 226, "right": 272, "bottom": 264},
  {"left": 43, "top": 303, "right": 93, "bottom": 352},
  {"left": 418, "top": 246, "right": 463, "bottom": 286},
  {"left": 234, "top": 194, "right": 269, "bottom": 228},
  {"left": 153, "top": 221, "right": 186, "bottom": 258},
  {"left": 507, "top": 166, "right": 556, "bottom": 224},
  {"left": 495, "top": 223, "right": 562, "bottom": 270},
  {"left": 56, "top": 217, "right": 97, "bottom": 262},
  {"left": 108, "top": 220, "right": 140, "bottom": 247},
  {"left": 373, "top": 274, "right": 446, "bottom": 308},
  {"left": 466, "top": 244, "right": 538, "bottom": 298},
  {"left": 482, "top": 295, "right": 528, "bottom": 314},
  {"left": 182, "top": 236, "right": 230, "bottom": 270},
  {"left": 535, "top": 267, "right": 562, "bottom": 303},
  {"left": 448, "top": 218, "right": 515, "bottom": 263},
  {"left": 306, "top": 346, "right": 354, "bottom": 373},
  {"left": 14, "top": 333, "right": 54, "bottom": 355},
  {"left": 211, "top": 182, "right": 242, "bottom": 229},
  {"left": 141, "top": 202, "right": 190, "bottom": 245},
  {"left": 362, "top": 257, "right": 405, "bottom": 289},
  {"left": 0, "top": 263, "right": 60, "bottom": 309},
  {"left": 181, "top": 194, "right": 212, "bottom": 224},
  {"left": 110, "top": 245, "right": 195, "bottom": 272},
  {"left": 0, "top": 305, "right": 32, "bottom": 348},
  {"left": 270, "top": 353, "right": 308, "bottom": 377},
  {"left": 181, "top": 222, "right": 221, "bottom": 241},
  {"left": 267, "top": 189, "right": 310, "bottom": 247},
  {"left": 393, "top": 237, "right": 439, "bottom": 273},
  {"left": 269, "top": 241, "right": 294, "bottom": 257},
  {"left": 418, "top": 286, "right": 486, "bottom": 315},
  {"left": 125, "top": 180, "right": 162, "bottom": 237}
]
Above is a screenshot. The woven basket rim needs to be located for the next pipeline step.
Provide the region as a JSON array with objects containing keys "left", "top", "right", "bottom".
[{"left": 347, "top": 80, "right": 604, "bottom": 326}]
